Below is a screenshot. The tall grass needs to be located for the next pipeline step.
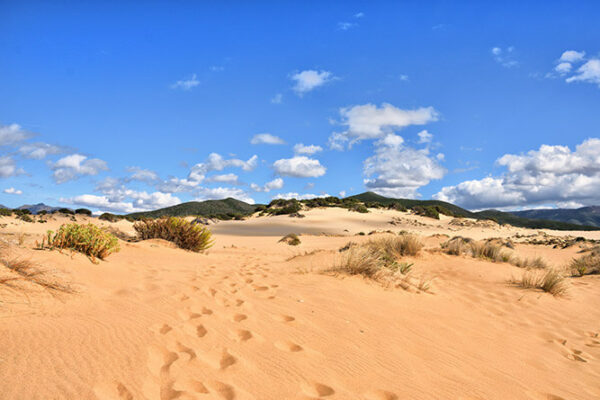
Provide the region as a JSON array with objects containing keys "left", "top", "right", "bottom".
[
  {"left": 133, "top": 217, "right": 213, "bottom": 252},
  {"left": 38, "top": 223, "right": 120, "bottom": 262},
  {"left": 570, "top": 250, "right": 600, "bottom": 277},
  {"left": 517, "top": 269, "right": 568, "bottom": 296}
]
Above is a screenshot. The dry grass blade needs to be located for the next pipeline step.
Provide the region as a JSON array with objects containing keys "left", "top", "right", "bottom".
[
  {"left": 279, "top": 233, "right": 301, "bottom": 246},
  {"left": 134, "top": 217, "right": 214, "bottom": 252},
  {"left": 515, "top": 269, "right": 568, "bottom": 297},
  {"left": 569, "top": 250, "right": 600, "bottom": 277},
  {"left": 1, "top": 255, "right": 75, "bottom": 295}
]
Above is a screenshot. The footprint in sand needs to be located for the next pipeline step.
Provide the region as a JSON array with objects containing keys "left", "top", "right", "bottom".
[
  {"left": 301, "top": 382, "right": 335, "bottom": 397},
  {"left": 364, "top": 389, "right": 399, "bottom": 400},
  {"left": 147, "top": 346, "right": 179, "bottom": 376},
  {"left": 175, "top": 341, "right": 197, "bottom": 361},
  {"left": 274, "top": 314, "right": 295, "bottom": 323},
  {"left": 206, "top": 381, "right": 236, "bottom": 400},
  {"left": 201, "top": 348, "right": 237, "bottom": 370},
  {"left": 233, "top": 329, "right": 253, "bottom": 342},
  {"left": 274, "top": 340, "right": 303, "bottom": 352},
  {"left": 232, "top": 313, "right": 247, "bottom": 322}
]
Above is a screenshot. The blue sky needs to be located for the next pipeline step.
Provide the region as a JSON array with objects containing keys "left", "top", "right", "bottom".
[{"left": 1, "top": 1, "right": 600, "bottom": 213}]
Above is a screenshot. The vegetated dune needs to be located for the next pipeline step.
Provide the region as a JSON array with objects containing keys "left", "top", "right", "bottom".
[{"left": 0, "top": 209, "right": 599, "bottom": 400}]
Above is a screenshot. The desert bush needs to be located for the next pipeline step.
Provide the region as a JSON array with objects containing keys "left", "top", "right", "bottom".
[
  {"left": 39, "top": 223, "right": 120, "bottom": 262},
  {"left": 279, "top": 233, "right": 301, "bottom": 246},
  {"left": 38, "top": 210, "right": 48, "bottom": 216},
  {"left": 517, "top": 269, "right": 568, "bottom": 296},
  {"left": 388, "top": 202, "right": 407, "bottom": 212},
  {"left": 440, "top": 236, "right": 473, "bottom": 255},
  {"left": 412, "top": 205, "right": 440, "bottom": 219},
  {"left": 57, "top": 208, "right": 75, "bottom": 215},
  {"left": 75, "top": 208, "right": 92, "bottom": 216},
  {"left": 570, "top": 250, "right": 600, "bottom": 276},
  {"left": 99, "top": 212, "right": 122, "bottom": 222},
  {"left": 133, "top": 217, "right": 213, "bottom": 252},
  {"left": 367, "top": 234, "right": 423, "bottom": 259},
  {"left": 265, "top": 199, "right": 302, "bottom": 215},
  {"left": 441, "top": 236, "right": 514, "bottom": 263},
  {"left": 17, "top": 214, "right": 34, "bottom": 223},
  {"left": 348, "top": 203, "right": 369, "bottom": 213},
  {"left": 0, "top": 208, "right": 12, "bottom": 216}
]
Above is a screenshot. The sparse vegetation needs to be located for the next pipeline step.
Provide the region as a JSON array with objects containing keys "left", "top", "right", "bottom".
[
  {"left": 133, "top": 217, "right": 214, "bottom": 252},
  {"left": 513, "top": 256, "right": 548, "bottom": 269},
  {"left": 347, "top": 203, "right": 369, "bottom": 213},
  {"left": 38, "top": 223, "right": 120, "bottom": 262},
  {"left": 99, "top": 212, "right": 123, "bottom": 222},
  {"left": 570, "top": 249, "right": 600, "bottom": 276},
  {"left": 279, "top": 233, "right": 301, "bottom": 246},
  {"left": 75, "top": 208, "right": 92, "bottom": 216},
  {"left": 516, "top": 269, "right": 568, "bottom": 296},
  {"left": 0, "top": 208, "right": 12, "bottom": 216}
]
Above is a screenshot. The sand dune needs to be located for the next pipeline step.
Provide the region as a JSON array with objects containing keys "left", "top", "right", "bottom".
[{"left": 1, "top": 209, "right": 599, "bottom": 399}]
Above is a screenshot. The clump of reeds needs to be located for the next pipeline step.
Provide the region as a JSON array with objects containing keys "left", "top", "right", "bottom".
[{"left": 133, "top": 217, "right": 213, "bottom": 252}]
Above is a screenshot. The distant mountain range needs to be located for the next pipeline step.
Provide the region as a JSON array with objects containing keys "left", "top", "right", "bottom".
[
  {"left": 17, "top": 203, "right": 65, "bottom": 214},
  {"left": 510, "top": 206, "right": 600, "bottom": 228}
]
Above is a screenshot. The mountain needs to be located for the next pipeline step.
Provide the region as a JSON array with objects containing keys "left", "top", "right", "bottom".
[
  {"left": 17, "top": 203, "right": 63, "bottom": 214},
  {"left": 348, "top": 192, "right": 600, "bottom": 231},
  {"left": 127, "top": 198, "right": 259, "bottom": 219},
  {"left": 510, "top": 206, "right": 600, "bottom": 228}
]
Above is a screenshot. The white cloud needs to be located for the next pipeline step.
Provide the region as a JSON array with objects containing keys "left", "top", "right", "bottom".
[
  {"left": 434, "top": 138, "right": 600, "bottom": 209},
  {"left": 339, "top": 190, "right": 346, "bottom": 198},
  {"left": 491, "top": 46, "right": 518, "bottom": 68},
  {"left": 271, "top": 93, "right": 283, "bottom": 104},
  {"left": 195, "top": 187, "right": 254, "bottom": 204},
  {"left": 354, "top": 12, "right": 364, "bottom": 18},
  {"left": 559, "top": 50, "right": 585, "bottom": 63},
  {"left": 206, "top": 173, "right": 240, "bottom": 185},
  {"left": 329, "top": 103, "right": 438, "bottom": 149},
  {"left": 566, "top": 59, "right": 600, "bottom": 87},
  {"left": 250, "top": 133, "right": 285, "bottom": 145},
  {"left": 3, "top": 187, "right": 22, "bottom": 195},
  {"left": 0, "top": 156, "right": 24, "bottom": 178},
  {"left": 18, "top": 142, "right": 68, "bottom": 159},
  {"left": 126, "top": 167, "right": 159, "bottom": 183},
  {"left": 0, "top": 123, "right": 33, "bottom": 146},
  {"left": 291, "top": 70, "right": 334, "bottom": 95},
  {"left": 272, "top": 192, "right": 329, "bottom": 200},
  {"left": 51, "top": 154, "right": 108, "bottom": 183},
  {"left": 171, "top": 73, "right": 200, "bottom": 90},
  {"left": 399, "top": 74, "right": 409, "bottom": 81},
  {"left": 273, "top": 156, "right": 326, "bottom": 178},
  {"left": 363, "top": 138, "right": 446, "bottom": 198},
  {"left": 417, "top": 130, "right": 433, "bottom": 143},
  {"left": 250, "top": 177, "right": 284, "bottom": 192},
  {"left": 555, "top": 62, "right": 573, "bottom": 75},
  {"left": 337, "top": 22, "right": 357, "bottom": 30},
  {"left": 64, "top": 191, "right": 181, "bottom": 214},
  {"left": 293, "top": 143, "right": 323, "bottom": 155}
]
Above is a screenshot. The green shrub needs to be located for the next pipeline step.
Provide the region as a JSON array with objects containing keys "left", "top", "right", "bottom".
[
  {"left": 17, "top": 214, "right": 33, "bottom": 223},
  {"left": 279, "top": 233, "right": 301, "bottom": 246},
  {"left": 58, "top": 208, "right": 75, "bottom": 215},
  {"left": 37, "top": 210, "right": 47, "bottom": 216},
  {"left": 412, "top": 205, "right": 440, "bottom": 219},
  {"left": 0, "top": 208, "right": 13, "bottom": 216},
  {"left": 75, "top": 208, "right": 92, "bottom": 216},
  {"left": 570, "top": 250, "right": 600, "bottom": 276},
  {"left": 133, "top": 217, "right": 214, "bottom": 252},
  {"left": 99, "top": 212, "right": 122, "bottom": 222},
  {"left": 39, "top": 223, "right": 120, "bottom": 262},
  {"left": 348, "top": 203, "right": 369, "bottom": 213}
]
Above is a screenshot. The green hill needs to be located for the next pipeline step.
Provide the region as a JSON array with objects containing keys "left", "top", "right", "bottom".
[
  {"left": 127, "top": 198, "right": 259, "bottom": 219},
  {"left": 348, "top": 192, "right": 600, "bottom": 231},
  {"left": 510, "top": 206, "right": 600, "bottom": 228}
]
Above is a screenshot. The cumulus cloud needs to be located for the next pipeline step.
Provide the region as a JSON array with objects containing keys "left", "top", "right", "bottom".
[
  {"left": 250, "top": 133, "right": 285, "bottom": 145},
  {"left": 272, "top": 192, "right": 329, "bottom": 200},
  {"left": 250, "top": 178, "right": 284, "bottom": 192},
  {"left": 329, "top": 103, "right": 438, "bottom": 149},
  {"left": 171, "top": 74, "right": 200, "bottom": 90},
  {"left": 293, "top": 143, "right": 323, "bottom": 155},
  {"left": 0, "top": 123, "right": 33, "bottom": 146},
  {"left": 0, "top": 156, "right": 25, "bottom": 178},
  {"left": 51, "top": 154, "right": 108, "bottom": 183},
  {"left": 195, "top": 187, "right": 254, "bottom": 204},
  {"left": 491, "top": 46, "right": 518, "bottom": 68},
  {"left": 3, "top": 187, "right": 22, "bottom": 195},
  {"left": 18, "top": 142, "right": 68, "bottom": 159},
  {"left": 273, "top": 156, "right": 326, "bottom": 178},
  {"left": 64, "top": 191, "right": 181, "bottom": 214},
  {"left": 417, "top": 130, "right": 433, "bottom": 143},
  {"left": 560, "top": 50, "right": 586, "bottom": 63},
  {"left": 206, "top": 173, "right": 240, "bottom": 185},
  {"left": 434, "top": 138, "right": 600, "bottom": 209},
  {"left": 125, "top": 167, "right": 159, "bottom": 183},
  {"left": 291, "top": 70, "right": 334, "bottom": 95},
  {"left": 566, "top": 59, "right": 600, "bottom": 87},
  {"left": 363, "top": 135, "right": 446, "bottom": 198}
]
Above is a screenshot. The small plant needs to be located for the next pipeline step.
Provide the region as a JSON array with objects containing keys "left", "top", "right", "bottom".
[
  {"left": 570, "top": 251, "right": 599, "bottom": 276},
  {"left": 516, "top": 269, "right": 567, "bottom": 296},
  {"left": 388, "top": 262, "right": 413, "bottom": 275},
  {"left": 329, "top": 247, "right": 382, "bottom": 278},
  {"left": 58, "top": 208, "right": 75, "bottom": 215},
  {"left": 133, "top": 217, "right": 214, "bottom": 252},
  {"left": 38, "top": 223, "right": 120, "bottom": 262},
  {"left": 348, "top": 203, "right": 369, "bottom": 213},
  {"left": 412, "top": 205, "right": 439, "bottom": 219},
  {"left": 17, "top": 214, "right": 34, "bottom": 223},
  {"left": 279, "top": 233, "right": 301, "bottom": 246},
  {"left": 75, "top": 208, "right": 92, "bottom": 216},
  {"left": 99, "top": 212, "right": 122, "bottom": 222},
  {"left": 0, "top": 208, "right": 12, "bottom": 216},
  {"left": 513, "top": 256, "right": 548, "bottom": 269}
]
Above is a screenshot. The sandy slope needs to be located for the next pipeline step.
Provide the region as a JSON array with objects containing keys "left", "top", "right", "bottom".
[{"left": 0, "top": 210, "right": 599, "bottom": 400}]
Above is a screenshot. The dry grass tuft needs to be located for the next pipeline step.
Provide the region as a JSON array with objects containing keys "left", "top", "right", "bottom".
[
  {"left": 279, "top": 233, "right": 301, "bottom": 246},
  {"left": 513, "top": 256, "right": 548, "bottom": 269},
  {"left": 570, "top": 249, "right": 600, "bottom": 277},
  {"left": 515, "top": 269, "right": 568, "bottom": 296},
  {"left": 367, "top": 233, "right": 423, "bottom": 259},
  {"left": 134, "top": 217, "right": 214, "bottom": 252}
]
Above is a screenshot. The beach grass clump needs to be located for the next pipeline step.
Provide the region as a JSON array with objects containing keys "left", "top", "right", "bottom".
[
  {"left": 133, "top": 217, "right": 213, "bottom": 252},
  {"left": 513, "top": 256, "right": 548, "bottom": 269},
  {"left": 38, "top": 223, "right": 120, "bottom": 262},
  {"left": 367, "top": 234, "right": 423, "bottom": 259},
  {"left": 441, "top": 236, "right": 515, "bottom": 263},
  {"left": 570, "top": 250, "right": 600, "bottom": 277},
  {"left": 279, "top": 233, "right": 301, "bottom": 246},
  {"left": 517, "top": 269, "right": 568, "bottom": 296},
  {"left": 1, "top": 252, "right": 74, "bottom": 294}
]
